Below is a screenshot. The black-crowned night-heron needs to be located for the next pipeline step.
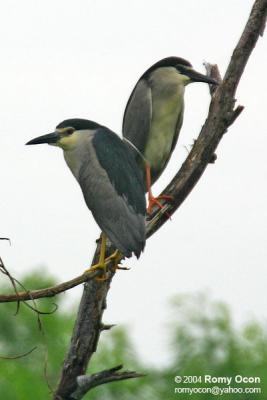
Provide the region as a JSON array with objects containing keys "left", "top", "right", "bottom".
[
  {"left": 26, "top": 119, "right": 146, "bottom": 273},
  {"left": 123, "top": 56, "right": 218, "bottom": 213}
]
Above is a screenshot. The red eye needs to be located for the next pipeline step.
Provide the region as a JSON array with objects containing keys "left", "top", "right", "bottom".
[{"left": 66, "top": 128, "right": 74, "bottom": 135}]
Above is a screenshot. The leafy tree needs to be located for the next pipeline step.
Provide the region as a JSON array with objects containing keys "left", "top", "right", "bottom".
[
  {"left": 0, "top": 271, "right": 74, "bottom": 399},
  {"left": 0, "top": 272, "right": 266, "bottom": 399},
  {"left": 166, "top": 293, "right": 267, "bottom": 399}
]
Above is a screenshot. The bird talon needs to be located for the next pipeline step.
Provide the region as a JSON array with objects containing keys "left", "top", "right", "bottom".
[
  {"left": 157, "top": 194, "right": 174, "bottom": 202},
  {"left": 84, "top": 248, "right": 123, "bottom": 279},
  {"left": 105, "top": 249, "right": 121, "bottom": 264},
  {"left": 84, "top": 262, "right": 108, "bottom": 280},
  {"left": 147, "top": 194, "right": 173, "bottom": 216},
  {"left": 147, "top": 196, "right": 163, "bottom": 214},
  {"left": 145, "top": 164, "right": 173, "bottom": 216},
  {"left": 104, "top": 250, "right": 122, "bottom": 273}
]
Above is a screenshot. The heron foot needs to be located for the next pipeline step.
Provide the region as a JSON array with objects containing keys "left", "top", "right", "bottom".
[
  {"left": 145, "top": 163, "right": 173, "bottom": 216},
  {"left": 147, "top": 193, "right": 174, "bottom": 215},
  {"left": 83, "top": 233, "right": 110, "bottom": 280},
  {"left": 86, "top": 261, "right": 108, "bottom": 281},
  {"left": 105, "top": 249, "right": 121, "bottom": 264},
  {"left": 106, "top": 250, "right": 130, "bottom": 272},
  {"left": 84, "top": 250, "right": 123, "bottom": 281}
]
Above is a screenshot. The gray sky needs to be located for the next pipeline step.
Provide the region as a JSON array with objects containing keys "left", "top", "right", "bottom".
[{"left": 0, "top": 0, "right": 266, "bottom": 365}]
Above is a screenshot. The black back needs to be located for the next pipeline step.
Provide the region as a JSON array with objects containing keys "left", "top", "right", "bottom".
[{"left": 92, "top": 128, "right": 146, "bottom": 216}]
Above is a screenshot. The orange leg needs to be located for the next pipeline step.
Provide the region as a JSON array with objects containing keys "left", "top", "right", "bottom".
[{"left": 145, "top": 164, "right": 173, "bottom": 214}]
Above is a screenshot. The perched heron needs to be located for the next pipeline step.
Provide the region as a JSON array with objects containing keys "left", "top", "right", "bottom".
[
  {"left": 123, "top": 56, "right": 218, "bottom": 213},
  {"left": 26, "top": 118, "right": 146, "bottom": 273}
]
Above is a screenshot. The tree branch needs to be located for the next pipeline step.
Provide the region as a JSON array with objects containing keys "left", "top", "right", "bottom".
[
  {"left": 0, "top": 269, "right": 100, "bottom": 303},
  {"left": 71, "top": 365, "right": 145, "bottom": 399}
]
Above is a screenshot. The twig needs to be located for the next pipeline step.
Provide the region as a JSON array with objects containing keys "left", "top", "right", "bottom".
[
  {"left": 100, "top": 323, "right": 116, "bottom": 331},
  {"left": 0, "top": 256, "right": 21, "bottom": 312},
  {"left": 0, "top": 237, "right": 11, "bottom": 245},
  {"left": 0, "top": 269, "right": 100, "bottom": 303},
  {"left": 227, "top": 105, "right": 245, "bottom": 126},
  {"left": 44, "top": 347, "right": 55, "bottom": 396},
  {"left": 0, "top": 346, "right": 37, "bottom": 360},
  {"left": 71, "top": 365, "right": 145, "bottom": 399},
  {"left": 203, "top": 62, "right": 222, "bottom": 95}
]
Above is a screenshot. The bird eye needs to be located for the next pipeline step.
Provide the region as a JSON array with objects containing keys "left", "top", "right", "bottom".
[{"left": 65, "top": 127, "right": 75, "bottom": 135}]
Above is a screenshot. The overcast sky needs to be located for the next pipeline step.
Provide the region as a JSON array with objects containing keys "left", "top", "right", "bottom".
[{"left": 0, "top": 0, "right": 266, "bottom": 366}]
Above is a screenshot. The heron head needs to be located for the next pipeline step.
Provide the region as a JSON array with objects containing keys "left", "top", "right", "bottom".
[
  {"left": 174, "top": 63, "right": 219, "bottom": 86},
  {"left": 26, "top": 119, "right": 101, "bottom": 150},
  {"left": 146, "top": 56, "right": 219, "bottom": 86},
  {"left": 26, "top": 126, "right": 78, "bottom": 150}
]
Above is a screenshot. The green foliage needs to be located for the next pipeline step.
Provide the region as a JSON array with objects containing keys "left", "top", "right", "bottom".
[
  {"left": 165, "top": 293, "right": 267, "bottom": 399},
  {"left": 0, "top": 270, "right": 75, "bottom": 399},
  {"left": 0, "top": 272, "right": 267, "bottom": 399}
]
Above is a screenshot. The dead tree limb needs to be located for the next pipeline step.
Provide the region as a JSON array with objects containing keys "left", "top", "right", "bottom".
[
  {"left": 71, "top": 365, "right": 145, "bottom": 399},
  {"left": 0, "top": 269, "right": 100, "bottom": 303}
]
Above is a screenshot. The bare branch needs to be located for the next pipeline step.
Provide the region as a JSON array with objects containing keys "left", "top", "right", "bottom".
[
  {"left": 203, "top": 62, "right": 222, "bottom": 95},
  {"left": 0, "top": 269, "right": 101, "bottom": 303},
  {"left": 0, "top": 346, "right": 37, "bottom": 360},
  {"left": 0, "top": 237, "right": 11, "bottom": 245},
  {"left": 53, "top": 247, "right": 117, "bottom": 399},
  {"left": 0, "top": 256, "right": 21, "bottom": 312},
  {"left": 227, "top": 105, "right": 245, "bottom": 127},
  {"left": 71, "top": 365, "right": 145, "bottom": 399},
  {"left": 100, "top": 323, "right": 116, "bottom": 331}
]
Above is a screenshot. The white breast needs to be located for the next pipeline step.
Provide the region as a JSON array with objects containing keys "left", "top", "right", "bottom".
[{"left": 145, "top": 67, "right": 185, "bottom": 169}]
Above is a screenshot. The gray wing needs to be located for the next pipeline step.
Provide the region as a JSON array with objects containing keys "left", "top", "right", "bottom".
[
  {"left": 122, "top": 78, "right": 152, "bottom": 157},
  {"left": 77, "top": 128, "right": 146, "bottom": 258}
]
